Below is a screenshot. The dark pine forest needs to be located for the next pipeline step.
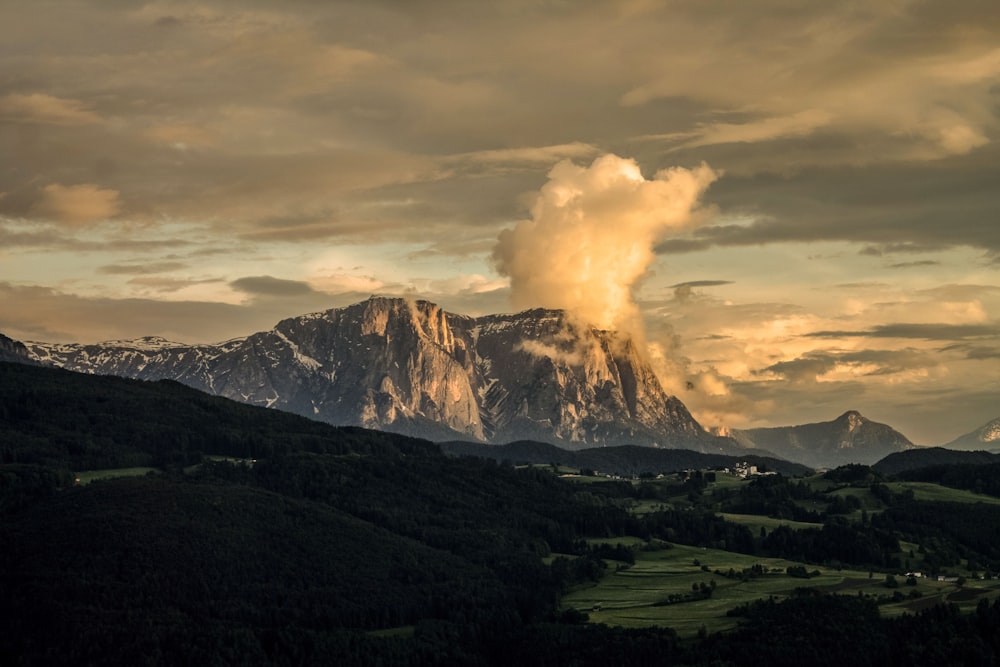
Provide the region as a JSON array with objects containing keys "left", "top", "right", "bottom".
[{"left": 2, "top": 362, "right": 1000, "bottom": 665}]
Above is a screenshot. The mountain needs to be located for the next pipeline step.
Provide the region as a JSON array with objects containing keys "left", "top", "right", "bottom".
[
  {"left": 440, "top": 440, "right": 813, "bottom": 477},
  {"left": 873, "top": 446, "right": 1000, "bottom": 477},
  {"left": 0, "top": 361, "right": 434, "bottom": 471},
  {"left": 939, "top": 417, "right": 1000, "bottom": 451},
  {"left": 21, "top": 296, "right": 737, "bottom": 453},
  {"left": 732, "top": 411, "right": 914, "bottom": 468},
  {"left": 0, "top": 360, "right": 666, "bottom": 664},
  {"left": 0, "top": 333, "right": 36, "bottom": 365}
]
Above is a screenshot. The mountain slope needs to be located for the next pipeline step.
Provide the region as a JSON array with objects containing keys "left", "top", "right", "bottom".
[
  {"left": 733, "top": 411, "right": 914, "bottom": 468},
  {"left": 22, "top": 297, "right": 734, "bottom": 452},
  {"left": 0, "top": 333, "right": 36, "bottom": 365},
  {"left": 0, "top": 361, "right": 435, "bottom": 470},
  {"left": 440, "top": 440, "right": 812, "bottom": 476},
  {"left": 873, "top": 447, "right": 1000, "bottom": 477},
  {"left": 940, "top": 417, "right": 1000, "bottom": 451}
]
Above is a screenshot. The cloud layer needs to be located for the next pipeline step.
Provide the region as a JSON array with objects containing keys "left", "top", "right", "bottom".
[{"left": 1, "top": 0, "right": 998, "bottom": 443}]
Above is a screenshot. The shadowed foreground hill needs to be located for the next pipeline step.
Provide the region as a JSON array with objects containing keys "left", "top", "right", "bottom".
[
  {"left": 0, "top": 477, "right": 505, "bottom": 664},
  {"left": 5, "top": 362, "right": 1000, "bottom": 665},
  {"left": 873, "top": 447, "right": 1000, "bottom": 477},
  {"left": 0, "top": 361, "right": 434, "bottom": 470}
]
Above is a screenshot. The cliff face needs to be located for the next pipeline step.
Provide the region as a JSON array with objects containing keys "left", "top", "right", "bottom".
[
  {"left": 24, "top": 297, "right": 727, "bottom": 451},
  {"left": 462, "top": 309, "right": 708, "bottom": 448}
]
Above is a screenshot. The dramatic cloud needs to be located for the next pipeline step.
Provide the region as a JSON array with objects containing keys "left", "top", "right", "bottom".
[
  {"left": 2, "top": 1, "right": 999, "bottom": 442},
  {"left": 493, "top": 154, "right": 718, "bottom": 334}
]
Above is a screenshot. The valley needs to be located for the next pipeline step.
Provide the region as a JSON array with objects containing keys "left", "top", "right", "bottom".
[{"left": 3, "top": 360, "right": 1000, "bottom": 664}]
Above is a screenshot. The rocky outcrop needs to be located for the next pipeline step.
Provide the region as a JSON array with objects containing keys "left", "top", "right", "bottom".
[
  {"left": 24, "top": 297, "right": 733, "bottom": 451},
  {"left": 0, "top": 333, "right": 37, "bottom": 365}
]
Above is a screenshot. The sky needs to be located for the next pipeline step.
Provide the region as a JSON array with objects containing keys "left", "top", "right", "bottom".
[{"left": 2, "top": 0, "right": 999, "bottom": 444}]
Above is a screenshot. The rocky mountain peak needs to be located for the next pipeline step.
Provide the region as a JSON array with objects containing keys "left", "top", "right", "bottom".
[
  {"left": 837, "top": 410, "right": 866, "bottom": 431},
  {"left": 734, "top": 411, "right": 913, "bottom": 468},
  {"left": 21, "top": 298, "right": 732, "bottom": 452},
  {"left": 985, "top": 419, "right": 1000, "bottom": 442}
]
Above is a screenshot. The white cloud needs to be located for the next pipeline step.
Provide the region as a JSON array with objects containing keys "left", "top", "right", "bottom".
[{"left": 493, "top": 154, "right": 718, "bottom": 335}]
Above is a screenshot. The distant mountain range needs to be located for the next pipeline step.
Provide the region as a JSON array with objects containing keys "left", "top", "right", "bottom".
[
  {"left": 725, "top": 411, "right": 915, "bottom": 469},
  {"left": 939, "top": 417, "right": 1000, "bottom": 451},
  {"left": 17, "top": 297, "right": 736, "bottom": 453},
  {"left": 0, "top": 360, "right": 808, "bottom": 480},
  {"left": 5, "top": 297, "right": 966, "bottom": 467}
]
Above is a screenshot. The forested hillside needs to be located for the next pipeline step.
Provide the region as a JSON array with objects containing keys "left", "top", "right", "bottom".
[{"left": 3, "top": 362, "right": 1000, "bottom": 665}]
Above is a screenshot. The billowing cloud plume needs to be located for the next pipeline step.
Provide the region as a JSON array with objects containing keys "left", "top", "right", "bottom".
[{"left": 493, "top": 154, "right": 718, "bottom": 335}]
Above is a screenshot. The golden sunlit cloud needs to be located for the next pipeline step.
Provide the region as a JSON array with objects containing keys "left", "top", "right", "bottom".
[
  {"left": 658, "top": 109, "right": 834, "bottom": 150},
  {"left": 0, "top": 93, "right": 102, "bottom": 126},
  {"left": 33, "top": 183, "right": 122, "bottom": 226},
  {"left": 493, "top": 154, "right": 718, "bottom": 335}
]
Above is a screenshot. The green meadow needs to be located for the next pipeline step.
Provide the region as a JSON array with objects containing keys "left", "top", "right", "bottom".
[
  {"left": 75, "top": 467, "right": 158, "bottom": 485},
  {"left": 886, "top": 481, "right": 1000, "bottom": 505},
  {"left": 562, "top": 540, "right": 1000, "bottom": 638}
]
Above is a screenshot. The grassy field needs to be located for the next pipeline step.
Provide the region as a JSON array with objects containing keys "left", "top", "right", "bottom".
[
  {"left": 561, "top": 540, "right": 1000, "bottom": 637},
  {"left": 719, "top": 513, "right": 822, "bottom": 532},
  {"left": 886, "top": 481, "right": 1000, "bottom": 505},
  {"left": 75, "top": 467, "right": 159, "bottom": 484}
]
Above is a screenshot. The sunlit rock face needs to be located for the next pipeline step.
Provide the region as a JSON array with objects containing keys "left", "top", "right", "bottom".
[
  {"left": 23, "top": 296, "right": 727, "bottom": 451},
  {"left": 461, "top": 308, "right": 711, "bottom": 449}
]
